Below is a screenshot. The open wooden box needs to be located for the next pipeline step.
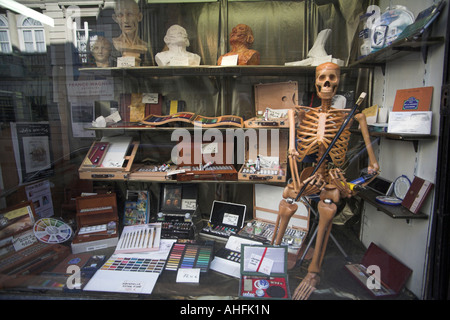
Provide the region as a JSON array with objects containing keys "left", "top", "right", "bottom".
[
  {"left": 244, "top": 81, "right": 298, "bottom": 129},
  {"left": 238, "top": 129, "right": 288, "bottom": 183},
  {"left": 71, "top": 193, "right": 119, "bottom": 253},
  {"left": 175, "top": 135, "right": 238, "bottom": 182},
  {"left": 79, "top": 137, "right": 139, "bottom": 181}
]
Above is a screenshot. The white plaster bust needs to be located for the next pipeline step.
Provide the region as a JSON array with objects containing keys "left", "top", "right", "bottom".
[{"left": 155, "top": 24, "right": 201, "bottom": 66}]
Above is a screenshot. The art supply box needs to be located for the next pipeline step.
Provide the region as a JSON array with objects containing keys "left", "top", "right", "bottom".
[
  {"left": 79, "top": 137, "right": 139, "bottom": 180},
  {"left": 244, "top": 81, "right": 298, "bottom": 128},
  {"left": 239, "top": 244, "right": 290, "bottom": 299},
  {"left": 210, "top": 235, "right": 262, "bottom": 278},
  {"left": 157, "top": 184, "right": 198, "bottom": 239},
  {"left": 71, "top": 193, "right": 119, "bottom": 253},
  {"left": 345, "top": 242, "right": 412, "bottom": 298},
  {"left": 200, "top": 200, "right": 247, "bottom": 241},
  {"left": 238, "top": 129, "right": 288, "bottom": 183}
]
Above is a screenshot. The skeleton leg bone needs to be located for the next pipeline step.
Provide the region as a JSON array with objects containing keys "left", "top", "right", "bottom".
[
  {"left": 293, "top": 185, "right": 339, "bottom": 300},
  {"left": 271, "top": 199, "right": 298, "bottom": 245}
]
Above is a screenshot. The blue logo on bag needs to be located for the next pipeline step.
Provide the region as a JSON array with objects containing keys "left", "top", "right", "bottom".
[{"left": 403, "top": 97, "right": 419, "bottom": 110}]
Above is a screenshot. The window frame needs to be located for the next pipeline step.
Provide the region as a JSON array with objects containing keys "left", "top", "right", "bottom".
[{"left": 17, "top": 16, "right": 46, "bottom": 53}]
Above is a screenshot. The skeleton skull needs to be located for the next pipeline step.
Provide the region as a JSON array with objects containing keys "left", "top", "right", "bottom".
[{"left": 315, "top": 62, "right": 340, "bottom": 101}]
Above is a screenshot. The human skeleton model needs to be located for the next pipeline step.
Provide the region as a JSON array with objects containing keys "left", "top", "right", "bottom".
[{"left": 271, "top": 62, "right": 379, "bottom": 300}]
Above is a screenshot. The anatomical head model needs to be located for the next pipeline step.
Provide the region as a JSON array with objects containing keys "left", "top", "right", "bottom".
[
  {"left": 217, "top": 24, "right": 260, "bottom": 66},
  {"left": 271, "top": 62, "right": 379, "bottom": 300},
  {"left": 112, "top": 0, "right": 148, "bottom": 64}
]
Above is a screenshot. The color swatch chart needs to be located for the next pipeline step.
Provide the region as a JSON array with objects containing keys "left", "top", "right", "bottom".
[
  {"left": 165, "top": 243, "right": 213, "bottom": 273},
  {"left": 100, "top": 257, "right": 166, "bottom": 273}
]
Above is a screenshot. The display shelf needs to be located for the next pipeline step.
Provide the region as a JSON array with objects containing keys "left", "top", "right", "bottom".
[
  {"left": 349, "top": 36, "right": 444, "bottom": 74},
  {"left": 79, "top": 65, "right": 358, "bottom": 78},
  {"left": 357, "top": 188, "right": 428, "bottom": 220},
  {"left": 350, "top": 129, "right": 435, "bottom": 152},
  {"left": 87, "top": 124, "right": 289, "bottom": 131}
]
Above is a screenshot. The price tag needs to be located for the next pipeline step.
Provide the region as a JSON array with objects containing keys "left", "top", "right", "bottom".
[
  {"left": 176, "top": 268, "right": 200, "bottom": 283},
  {"left": 220, "top": 54, "right": 238, "bottom": 66},
  {"left": 142, "top": 93, "right": 159, "bottom": 104},
  {"left": 117, "top": 56, "right": 137, "bottom": 67}
]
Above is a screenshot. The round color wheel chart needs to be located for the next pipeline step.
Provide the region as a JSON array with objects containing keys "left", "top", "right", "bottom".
[{"left": 33, "top": 218, "right": 73, "bottom": 244}]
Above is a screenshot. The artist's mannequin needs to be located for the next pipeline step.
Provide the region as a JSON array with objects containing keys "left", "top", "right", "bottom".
[
  {"left": 217, "top": 24, "right": 260, "bottom": 66},
  {"left": 112, "top": 0, "right": 148, "bottom": 63},
  {"left": 155, "top": 25, "right": 201, "bottom": 66},
  {"left": 91, "top": 36, "right": 112, "bottom": 67}
]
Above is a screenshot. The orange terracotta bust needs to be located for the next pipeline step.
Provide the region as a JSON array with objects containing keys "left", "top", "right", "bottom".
[{"left": 217, "top": 24, "right": 260, "bottom": 66}]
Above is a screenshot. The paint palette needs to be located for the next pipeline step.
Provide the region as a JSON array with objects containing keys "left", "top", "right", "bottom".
[
  {"left": 165, "top": 242, "right": 213, "bottom": 273},
  {"left": 33, "top": 218, "right": 73, "bottom": 244},
  {"left": 101, "top": 257, "right": 166, "bottom": 273}
]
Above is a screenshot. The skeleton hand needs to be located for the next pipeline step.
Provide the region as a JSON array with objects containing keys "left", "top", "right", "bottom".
[
  {"left": 300, "top": 173, "right": 326, "bottom": 196},
  {"left": 366, "top": 165, "right": 379, "bottom": 175},
  {"left": 329, "top": 168, "right": 352, "bottom": 198}
]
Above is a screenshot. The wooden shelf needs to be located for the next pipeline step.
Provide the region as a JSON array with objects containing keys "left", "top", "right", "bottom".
[
  {"left": 351, "top": 129, "right": 435, "bottom": 152},
  {"left": 79, "top": 65, "right": 358, "bottom": 78},
  {"left": 87, "top": 124, "right": 289, "bottom": 131},
  {"left": 357, "top": 188, "right": 428, "bottom": 220}
]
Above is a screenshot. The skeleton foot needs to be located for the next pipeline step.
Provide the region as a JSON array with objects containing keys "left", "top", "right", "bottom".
[{"left": 293, "top": 272, "right": 320, "bottom": 300}]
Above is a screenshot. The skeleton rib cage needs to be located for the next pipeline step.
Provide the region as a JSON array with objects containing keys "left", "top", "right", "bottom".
[{"left": 294, "top": 106, "right": 352, "bottom": 169}]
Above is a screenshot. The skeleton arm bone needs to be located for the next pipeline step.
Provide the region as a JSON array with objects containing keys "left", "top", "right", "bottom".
[
  {"left": 288, "top": 107, "right": 305, "bottom": 157},
  {"left": 354, "top": 113, "right": 379, "bottom": 174}
]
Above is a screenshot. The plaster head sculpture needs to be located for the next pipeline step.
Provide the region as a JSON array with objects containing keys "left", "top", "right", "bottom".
[
  {"left": 91, "top": 36, "right": 112, "bottom": 67},
  {"left": 315, "top": 62, "right": 340, "bottom": 102},
  {"left": 112, "top": 0, "right": 148, "bottom": 63},
  {"left": 155, "top": 24, "right": 201, "bottom": 66},
  {"left": 217, "top": 24, "right": 260, "bottom": 66}
]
